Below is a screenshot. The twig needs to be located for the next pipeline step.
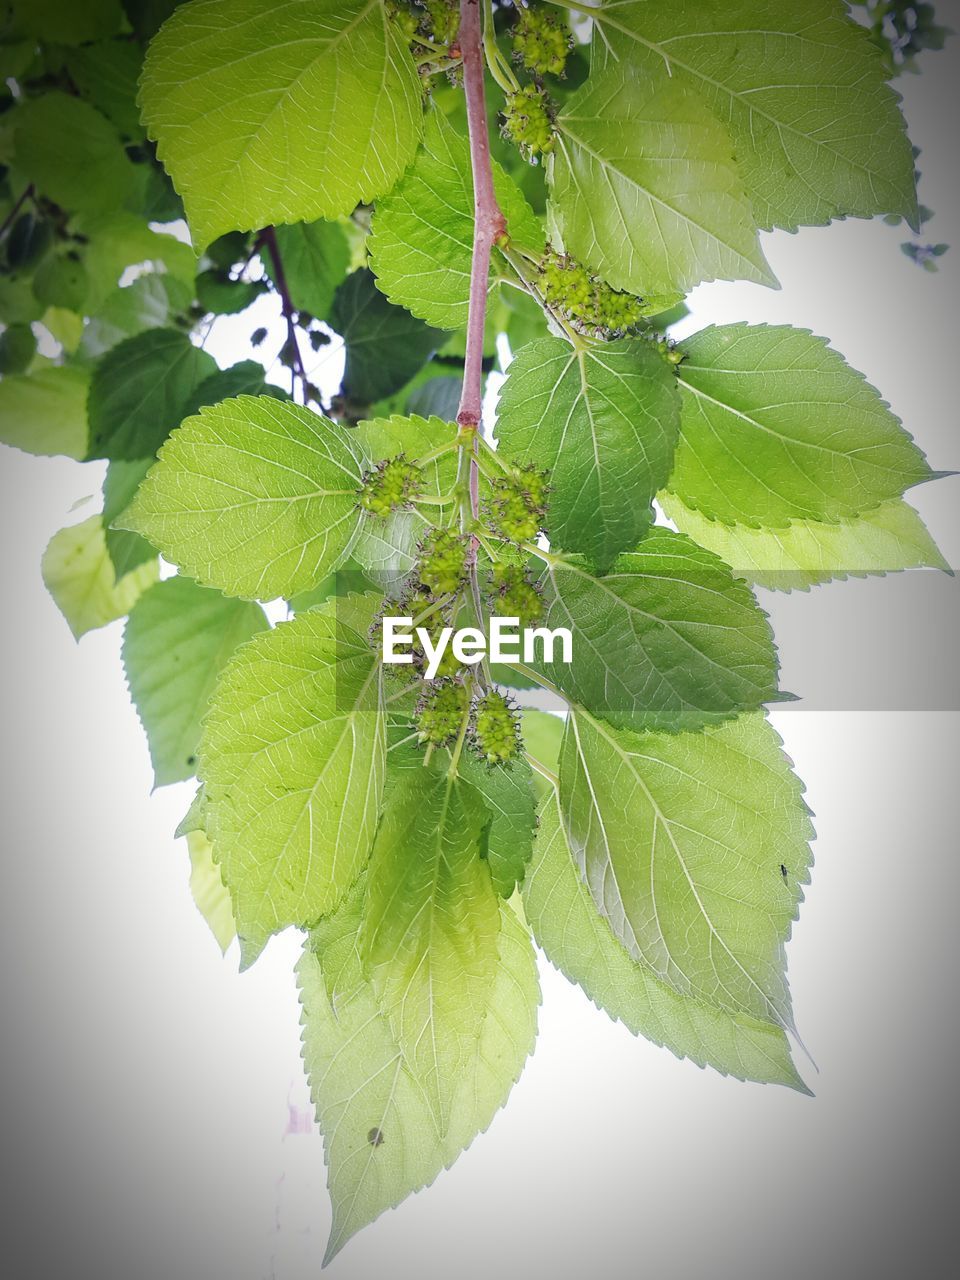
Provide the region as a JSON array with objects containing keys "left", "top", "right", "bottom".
[
  {"left": 0, "top": 184, "right": 35, "bottom": 242},
  {"left": 258, "top": 225, "right": 310, "bottom": 402}
]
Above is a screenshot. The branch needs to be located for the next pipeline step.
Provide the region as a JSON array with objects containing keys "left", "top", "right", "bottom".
[
  {"left": 258, "top": 225, "right": 311, "bottom": 402},
  {"left": 457, "top": 0, "right": 506, "bottom": 439},
  {"left": 0, "top": 185, "right": 35, "bottom": 242}
]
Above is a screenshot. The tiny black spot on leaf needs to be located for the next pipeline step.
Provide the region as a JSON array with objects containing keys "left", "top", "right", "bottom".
[{"left": 367, "top": 1127, "right": 384, "bottom": 1147}]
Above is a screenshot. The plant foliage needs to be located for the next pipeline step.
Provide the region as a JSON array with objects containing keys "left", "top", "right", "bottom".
[{"left": 0, "top": 0, "right": 951, "bottom": 1260}]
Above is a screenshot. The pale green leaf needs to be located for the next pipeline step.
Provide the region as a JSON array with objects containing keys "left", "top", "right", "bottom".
[
  {"left": 269, "top": 221, "right": 351, "bottom": 323},
  {"left": 42, "top": 514, "right": 159, "bottom": 639},
  {"left": 198, "top": 595, "right": 385, "bottom": 953},
  {"left": 496, "top": 336, "right": 680, "bottom": 568},
  {"left": 102, "top": 458, "right": 157, "bottom": 578},
  {"left": 370, "top": 107, "right": 546, "bottom": 330},
  {"left": 332, "top": 268, "right": 446, "bottom": 406},
  {"left": 79, "top": 275, "right": 193, "bottom": 361},
  {"left": 140, "top": 0, "right": 425, "bottom": 247},
  {"left": 360, "top": 770, "right": 501, "bottom": 1133},
  {"left": 559, "top": 707, "right": 814, "bottom": 1029},
  {"left": 86, "top": 328, "right": 217, "bottom": 461},
  {"left": 668, "top": 324, "right": 934, "bottom": 527},
  {"left": 123, "top": 576, "right": 270, "bottom": 786},
  {"left": 524, "top": 789, "right": 808, "bottom": 1090},
  {"left": 535, "top": 530, "right": 779, "bottom": 732},
  {"left": 66, "top": 38, "right": 145, "bottom": 140},
  {"left": 590, "top": 0, "right": 918, "bottom": 231},
  {"left": 659, "top": 492, "right": 950, "bottom": 591},
  {"left": 299, "top": 881, "right": 538, "bottom": 1263},
  {"left": 77, "top": 211, "right": 197, "bottom": 314},
  {"left": 0, "top": 365, "right": 89, "bottom": 459},
  {"left": 549, "top": 63, "right": 774, "bottom": 296},
  {"left": 13, "top": 92, "right": 138, "bottom": 215},
  {"left": 186, "top": 827, "right": 237, "bottom": 954},
  {"left": 120, "top": 395, "right": 366, "bottom": 601},
  {"left": 458, "top": 752, "right": 538, "bottom": 898}
]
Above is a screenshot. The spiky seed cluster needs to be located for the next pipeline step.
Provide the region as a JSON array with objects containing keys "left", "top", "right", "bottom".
[
  {"left": 539, "top": 247, "right": 646, "bottom": 336},
  {"left": 501, "top": 85, "right": 555, "bottom": 161},
  {"left": 471, "top": 691, "right": 522, "bottom": 765},
  {"left": 417, "top": 528, "right": 470, "bottom": 596},
  {"left": 416, "top": 681, "right": 469, "bottom": 746},
  {"left": 512, "top": 5, "right": 572, "bottom": 77},
  {"left": 358, "top": 454, "right": 424, "bottom": 516},
  {"left": 417, "top": 0, "right": 460, "bottom": 46},
  {"left": 486, "top": 466, "right": 549, "bottom": 543},
  {"left": 489, "top": 564, "right": 544, "bottom": 626}
]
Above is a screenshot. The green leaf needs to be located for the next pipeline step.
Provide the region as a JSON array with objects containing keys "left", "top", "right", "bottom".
[
  {"left": 79, "top": 276, "right": 192, "bottom": 361},
  {"left": 559, "top": 707, "right": 813, "bottom": 1029},
  {"left": 406, "top": 375, "right": 462, "bottom": 422},
  {"left": 268, "top": 221, "right": 351, "bottom": 323},
  {"left": 332, "top": 268, "right": 446, "bottom": 406},
  {"left": 668, "top": 324, "right": 934, "bottom": 526},
  {"left": 42, "top": 514, "right": 158, "bottom": 640},
  {"left": 496, "top": 337, "right": 680, "bottom": 568},
  {"left": 185, "top": 827, "right": 237, "bottom": 954},
  {"left": 77, "top": 212, "right": 196, "bottom": 313},
  {"left": 66, "top": 38, "right": 145, "bottom": 140},
  {"left": 458, "top": 752, "right": 538, "bottom": 897},
  {"left": 140, "top": 0, "right": 425, "bottom": 247},
  {"left": 102, "top": 458, "right": 157, "bottom": 578},
  {"left": 548, "top": 63, "right": 774, "bottom": 297},
  {"left": 5, "top": 0, "right": 124, "bottom": 45},
  {"left": 123, "top": 576, "right": 270, "bottom": 786},
  {"left": 182, "top": 360, "right": 289, "bottom": 417},
  {"left": 13, "top": 92, "right": 138, "bottom": 215},
  {"left": 0, "top": 322, "right": 37, "bottom": 374},
  {"left": 369, "top": 107, "right": 546, "bottom": 330},
  {"left": 660, "top": 492, "right": 950, "bottom": 591},
  {"left": 590, "top": 0, "right": 918, "bottom": 231},
  {"left": 298, "top": 880, "right": 538, "bottom": 1263},
  {"left": 86, "top": 328, "right": 217, "bottom": 461},
  {"left": 195, "top": 270, "right": 268, "bottom": 316},
  {"left": 121, "top": 0, "right": 184, "bottom": 41},
  {"left": 535, "top": 530, "right": 779, "bottom": 732},
  {"left": 351, "top": 412, "right": 458, "bottom": 577},
  {"left": 524, "top": 788, "right": 808, "bottom": 1090},
  {"left": 121, "top": 395, "right": 366, "bottom": 600},
  {"left": 0, "top": 365, "right": 89, "bottom": 459},
  {"left": 360, "top": 769, "right": 502, "bottom": 1133},
  {"left": 32, "top": 254, "right": 89, "bottom": 313},
  {"left": 199, "top": 595, "right": 386, "bottom": 955}
]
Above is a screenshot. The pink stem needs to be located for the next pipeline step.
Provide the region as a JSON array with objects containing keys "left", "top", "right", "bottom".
[{"left": 457, "top": 0, "right": 506, "bottom": 467}]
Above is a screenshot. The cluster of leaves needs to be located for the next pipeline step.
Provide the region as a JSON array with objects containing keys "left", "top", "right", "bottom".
[{"left": 0, "top": 0, "right": 952, "bottom": 1263}]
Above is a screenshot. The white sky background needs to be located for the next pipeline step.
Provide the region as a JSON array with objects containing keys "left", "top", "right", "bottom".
[{"left": 2, "top": 28, "right": 959, "bottom": 1280}]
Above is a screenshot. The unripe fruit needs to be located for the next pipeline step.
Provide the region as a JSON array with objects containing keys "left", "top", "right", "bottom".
[
  {"left": 485, "top": 465, "right": 549, "bottom": 543},
  {"left": 471, "top": 691, "right": 522, "bottom": 765},
  {"left": 416, "top": 680, "right": 469, "bottom": 746},
  {"left": 538, "top": 246, "right": 645, "bottom": 336},
  {"left": 358, "top": 455, "right": 424, "bottom": 516},
  {"left": 512, "top": 5, "right": 571, "bottom": 78},
  {"left": 489, "top": 564, "right": 544, "bottom": 626},
  {"left": 501, "top": 85, "right": 555, "bottom": 161},
  {"left": 417, "top": 528, "right": 469, "bottom": 596}
]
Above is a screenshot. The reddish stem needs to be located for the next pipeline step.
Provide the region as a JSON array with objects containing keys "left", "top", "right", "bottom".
[{"left": 456, "top": 0, "right": 506, "bottom": 451}]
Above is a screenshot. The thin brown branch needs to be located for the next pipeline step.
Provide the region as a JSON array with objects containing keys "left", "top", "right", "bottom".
[
  {"left": 0, "top": 184, "right": 35, "bottom": 242},
  {"left": 258, "top": 225, "right": 311, "bottom": 401}
]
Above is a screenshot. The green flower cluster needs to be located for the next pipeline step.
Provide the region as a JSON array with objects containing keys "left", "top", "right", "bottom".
[
  {"left": 501, "top": 85, "right": 555, "bottom": 161},
  {"left": 358, "top": 454, "right": 423, "bottom": 516},
  {"left": 486, "top": 466, "right": 549, "bottom": 543},
  {"left": 471, "top": 691, "right": 522, "bottom": 765},
  {"left": 417, "top": 528, "right": 469, "bottom": 596},
  {"left": 512, "top": 5, "right": 571, "bottom": 77},
  {"left": 416, "top": 681, "right": 469, "bottom": 746},
  {"left": 489, "top": 563, "right": 543, "bottom": 626},
  {"left": 539, "top": 247, "right": 646, "bottom": 336}
]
